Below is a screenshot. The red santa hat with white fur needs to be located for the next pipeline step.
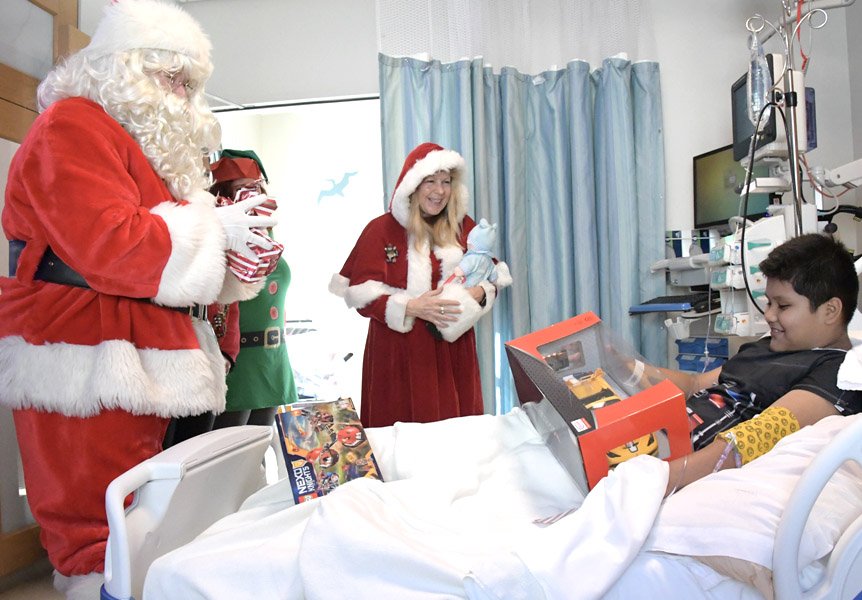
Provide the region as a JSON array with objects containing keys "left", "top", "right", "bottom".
[
  {"left": 388, "top": 142, "right": 469, "bottom": 227},
  {"left": 84, "top": 0, "right": 212, "bottom": 73}
]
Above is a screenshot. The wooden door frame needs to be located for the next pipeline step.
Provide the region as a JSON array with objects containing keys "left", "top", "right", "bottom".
[{"left": 0, "top": 0, "right": 86, "bottom": 579}]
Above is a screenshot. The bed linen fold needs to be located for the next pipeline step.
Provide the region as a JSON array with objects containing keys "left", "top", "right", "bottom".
[
  {"left": 143, "top": 410, "right": 693, "bottom": 599},
  {"left": 145, "top": 409, "right": 584, "bottom": 598},
  {"left": 462, "top": 455, "right": 668, "bottom": 600}
]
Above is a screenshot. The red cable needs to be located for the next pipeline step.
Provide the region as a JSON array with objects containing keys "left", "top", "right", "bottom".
[{"left": 797, "top": 0, "right": 809, "bottom": 71}]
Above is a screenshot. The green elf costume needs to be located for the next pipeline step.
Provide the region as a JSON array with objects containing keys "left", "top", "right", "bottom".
[
  {"left": 211, "top": 151, "right": 298, "bottom": 427},
  {"left": 226, "top": 257, "right": 299, "bottom": 415}
]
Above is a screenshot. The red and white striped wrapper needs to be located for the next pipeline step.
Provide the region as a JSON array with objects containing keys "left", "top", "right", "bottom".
[{"left": 217, "top": 192, "right": 284, "bottom": 283}]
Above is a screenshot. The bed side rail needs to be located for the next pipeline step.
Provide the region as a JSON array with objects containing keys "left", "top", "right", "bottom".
[{"left": 773, "top": 416, "right": 862, "bottom": 600}]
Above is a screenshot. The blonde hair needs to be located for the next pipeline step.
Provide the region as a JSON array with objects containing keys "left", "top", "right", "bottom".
[
  {"left": 407, "top": 169, "right": 464, "bottom": 250},
  {"left": 37, "top": 48, "right": 220, "bottom": 200}
]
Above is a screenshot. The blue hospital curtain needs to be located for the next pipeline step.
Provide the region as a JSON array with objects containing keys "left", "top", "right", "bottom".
[{"left": 379, "top": 54, "right": 666, "bottom": 414}]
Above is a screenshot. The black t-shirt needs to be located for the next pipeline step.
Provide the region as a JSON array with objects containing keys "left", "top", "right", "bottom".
[{"left": 687, "top": 337, "right": 862, "bottom": 450}]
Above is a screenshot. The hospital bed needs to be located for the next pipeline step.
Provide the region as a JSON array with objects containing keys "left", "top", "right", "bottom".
[
  {"left": 101, "top": 401, "right": 862, "bottom": 600},
  {"left": 93, "top": 258, "right": 862, "bottom": 600}
]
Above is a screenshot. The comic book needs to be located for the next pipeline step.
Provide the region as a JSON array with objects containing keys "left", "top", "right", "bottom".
[{"left": 275, "top": 397, "right": 383, "bottom": 504}]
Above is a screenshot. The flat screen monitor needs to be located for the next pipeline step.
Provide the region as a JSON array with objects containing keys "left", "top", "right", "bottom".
[
  {"left": 731, "top": 53, "right": 778, "bottom": 162},
  {"left": 693, "top": 144, "right": 772, "bottom": 231}
]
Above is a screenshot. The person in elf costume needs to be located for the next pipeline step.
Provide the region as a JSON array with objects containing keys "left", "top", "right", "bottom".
[
  {"left": 161, "top": 294, "right": 241, "bottom": 447},
  {"left": 210, "top": 150, "right": 299, "bottom": 429},
  {"left": 329, "top": 142, "right": 512, "bottom": 428},
  {"left": 0, "top": 1, "right": 273, "bottom": 597}
]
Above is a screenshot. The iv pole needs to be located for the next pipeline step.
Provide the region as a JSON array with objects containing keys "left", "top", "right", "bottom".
[{"left": 747, "top": 0, "right": 853, "bottom": 235}]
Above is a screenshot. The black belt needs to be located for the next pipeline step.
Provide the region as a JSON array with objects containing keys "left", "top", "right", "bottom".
[
  {"left": 170, "top": 304, "right": 209, "bottom": 320},
  {"left": 9, "top": 240, "right": 208, "bottom": 320},
  {"left": 240, "top": 327, "right": 284, "bottom": 348},
  {"left": 9, "top": 239, "right": 89, "bottom": 288}
]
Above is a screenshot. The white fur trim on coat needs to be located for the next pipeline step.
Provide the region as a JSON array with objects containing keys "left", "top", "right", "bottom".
[
  {"left": 385, "top": 292, "right": 415, "bottom": 333},
  {"left": 216, "top": 269, "right": 265, "bottom": 304},
  {"left": 0, "top": 319, "right": 226, "bottom": 418},
  {"left": 436, "top": 283, "right": 495, "bottom": 342},
  {"left": 333, "top": 277, "right": 418, "bottom": 334},
  {"left": 390, "top": 149, "right": 468, "bottom": 228},
  {"left": 435, "top": 244, "right": 466, "bottom": 285},
  {"left": 341, "top": 280, "right": 402, "bottom": 310},
  {"left": 151, "top": 199, "right": 227, "bottom": 307},
  {"left": 84, "top": 0, "right": 212, "bottom": 66},
  {"left": 331, "top": 234, "right": 474, "bottom": 335},
  {"left": 406, "top": 237, "right": 433, "bottom": 295},
  {"left": 329, "top": 273, "right": 349, "bottom": 297},
  {"left": 493, "top": 261, "right": 513, "bottom": 288},
  {"left": 54, "top": 572, "right": 105, "bottom": 600}
]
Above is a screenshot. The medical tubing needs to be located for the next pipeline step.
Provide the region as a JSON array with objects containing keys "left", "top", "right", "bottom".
[
  {"left": 778, "top": 92, "right": 804, "bottom": 236},
  {"left": 701, "top": 266, "right": 715, "bottom": 373},
  {"left": 712, "top": 432, "right": 743, "bottom": 472},
  {"left": 739, "top": 100, "right": 776, "bottom": 317}
]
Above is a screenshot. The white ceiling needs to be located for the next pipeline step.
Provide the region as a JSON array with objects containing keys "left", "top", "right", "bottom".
[{"left": 79, "top": 0, "right": 380, "bottom": 108}]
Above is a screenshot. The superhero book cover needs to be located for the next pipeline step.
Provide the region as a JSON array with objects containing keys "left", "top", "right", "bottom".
[{"left": 275, "top": 397, "right": 383, "bottom": 504}]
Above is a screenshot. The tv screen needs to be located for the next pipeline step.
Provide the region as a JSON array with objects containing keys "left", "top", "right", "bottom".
[{"left": 693, "top": 144, "right": 772, "bottom": 231}]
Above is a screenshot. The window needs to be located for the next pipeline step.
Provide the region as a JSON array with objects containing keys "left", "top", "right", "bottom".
[{"left": 216, "top": 99, "right": 383, "bottom": 408}]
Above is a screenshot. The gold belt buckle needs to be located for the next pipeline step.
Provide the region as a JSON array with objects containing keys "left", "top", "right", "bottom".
[{"left": 263, "top": 326, "right": 281, "bottom": 348}]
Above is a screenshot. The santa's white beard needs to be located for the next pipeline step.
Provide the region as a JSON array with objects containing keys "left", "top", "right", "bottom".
[{"left": 114, "top": 91, "right": 216, "bottom": 200}]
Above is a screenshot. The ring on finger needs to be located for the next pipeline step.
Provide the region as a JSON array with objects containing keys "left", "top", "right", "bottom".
[{"left": 440, "top": 306, "right": 445, "bottom": 315}]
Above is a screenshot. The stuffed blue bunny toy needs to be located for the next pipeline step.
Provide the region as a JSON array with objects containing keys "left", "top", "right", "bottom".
[{"left": 451, "top": 218, "right": 499, "bottom": 288}]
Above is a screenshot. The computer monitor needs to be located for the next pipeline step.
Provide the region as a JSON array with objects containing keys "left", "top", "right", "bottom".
[{"left": 693, "top": 144, "right": 772, "bottom": 231}]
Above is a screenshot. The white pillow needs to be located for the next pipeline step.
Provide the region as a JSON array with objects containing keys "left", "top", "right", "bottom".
[
  {"left": 837, "top": 332, "right": 862, "bottom": 390},
  {"left": 646, "top": 414, "right": 862, "bottom": 575}
]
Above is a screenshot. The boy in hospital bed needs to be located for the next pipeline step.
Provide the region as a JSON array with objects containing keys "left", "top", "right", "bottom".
[
  {"left": 141, "top": 234, "right": 859, "bottom": 600},
  {"left": 635, "top": 233, "right": 862, "bottom": 496}
]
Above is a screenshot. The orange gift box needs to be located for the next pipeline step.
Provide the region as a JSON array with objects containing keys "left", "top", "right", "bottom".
[{"left": 505, "top": 311, "right": 692, "bottom": 493}]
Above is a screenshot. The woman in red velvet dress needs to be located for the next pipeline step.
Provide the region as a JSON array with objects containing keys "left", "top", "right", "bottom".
[{"left": 330, "top": 143, "right": 511, "bottom": 427}]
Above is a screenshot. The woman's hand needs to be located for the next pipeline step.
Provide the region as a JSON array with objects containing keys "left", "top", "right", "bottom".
[
  {"left": 406, "top": 287, "right": 461, "bottom": 328},
  {"left": 467, "top": 285, "right": 487, "bottom": 304}
]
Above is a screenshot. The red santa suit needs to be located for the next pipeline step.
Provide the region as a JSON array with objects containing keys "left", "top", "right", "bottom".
[
  {"left": 329, "top": 143, "right": 512, "bottom": 428},
  {"left": 0, "top": 96, "right": 250, "bottom": 574}
]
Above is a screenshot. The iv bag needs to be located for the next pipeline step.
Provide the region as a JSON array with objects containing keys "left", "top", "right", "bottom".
[{"left": 747, "top": 32, "right": 772, "bottom": 128}]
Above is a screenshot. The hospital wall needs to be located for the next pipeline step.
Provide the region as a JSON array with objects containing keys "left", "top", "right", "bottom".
[{"left": 79, "top": 0, "right": 862, "bottom": 244}]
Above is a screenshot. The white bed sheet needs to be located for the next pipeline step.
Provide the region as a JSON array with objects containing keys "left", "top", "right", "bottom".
[{"left": 144, "top": 409, "right": 756, "bottom": 599}]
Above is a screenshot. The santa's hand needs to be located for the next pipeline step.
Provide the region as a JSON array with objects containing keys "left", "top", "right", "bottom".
[
  {"left": 215, "top": 194, "right": 277, "bottom": 260},
  {"left": 246, "top": 230, "right": 275, "bottom": 250}
]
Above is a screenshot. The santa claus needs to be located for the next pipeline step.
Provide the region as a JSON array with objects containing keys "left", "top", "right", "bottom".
[{"left": 0, "top": 1, "right": 271, "bottom": 597}]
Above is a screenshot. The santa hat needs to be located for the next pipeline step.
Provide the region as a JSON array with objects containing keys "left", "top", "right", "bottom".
[
  {"left": 218, "top": 149, "right": 269, "bottom": 182},
  {"left": 389, "top": 142, "right": 468, "bottom": 228},
  {"left": 210, "top": 157, "right": 263, "bottom": 184},
  {"left": 83, "top": 0, "right": 211, "bottom": 66}
]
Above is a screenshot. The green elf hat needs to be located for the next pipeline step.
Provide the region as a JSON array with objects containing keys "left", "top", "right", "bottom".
[{"left": 218, "top": 149, "right": 269, "bottom": 183}]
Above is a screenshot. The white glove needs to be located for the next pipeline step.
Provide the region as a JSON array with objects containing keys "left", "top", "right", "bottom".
[{"left": 215, "top": 193, "right": 278, "bottom": 261}]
